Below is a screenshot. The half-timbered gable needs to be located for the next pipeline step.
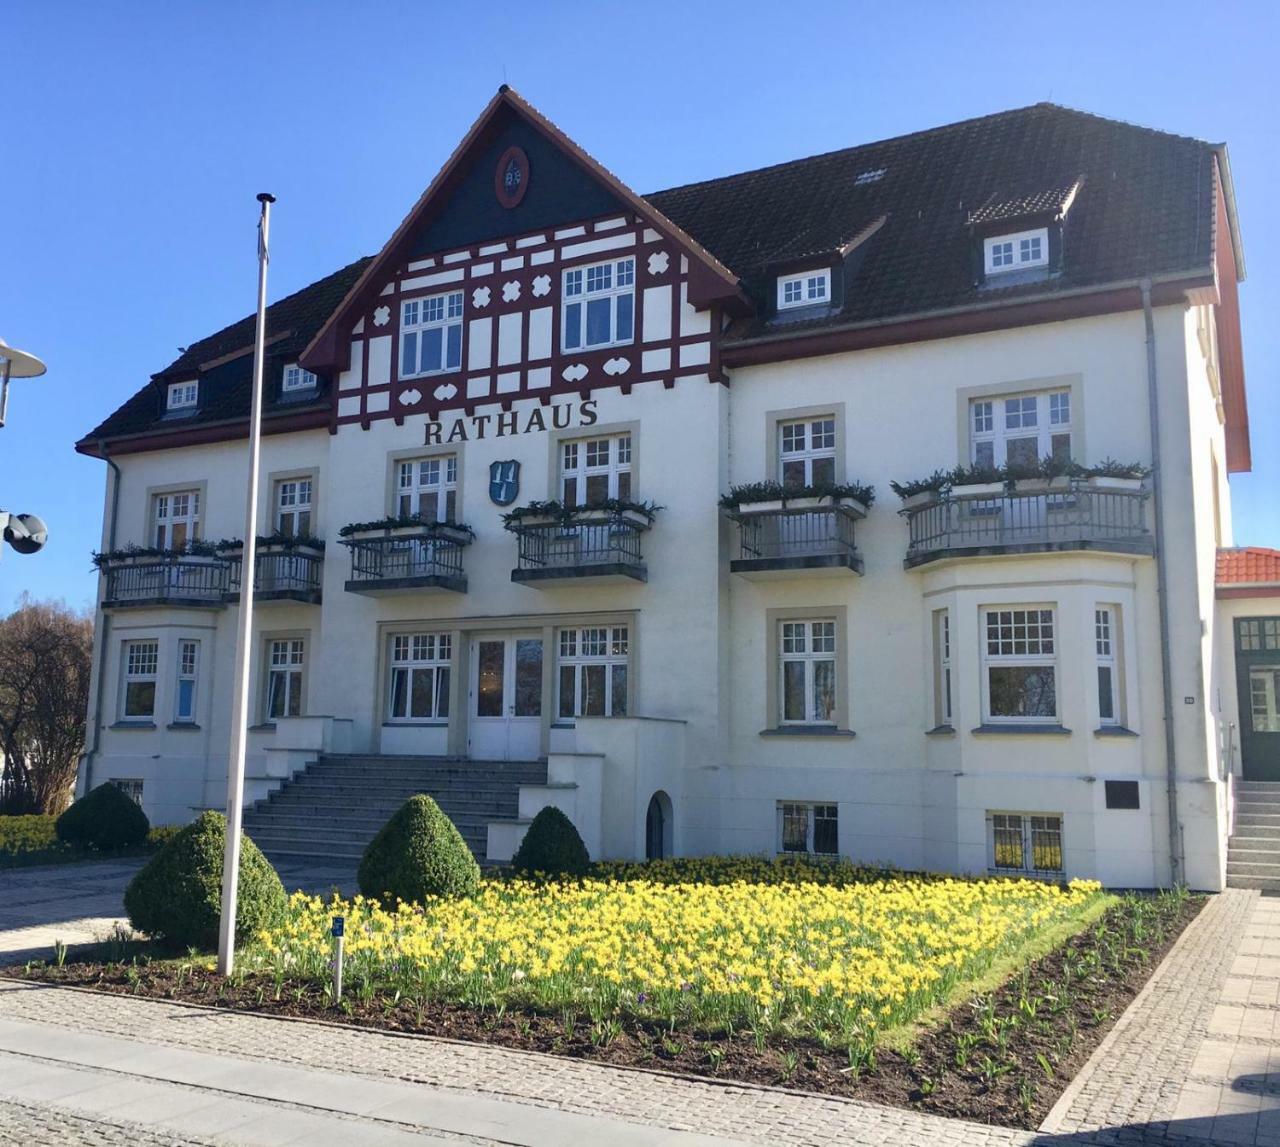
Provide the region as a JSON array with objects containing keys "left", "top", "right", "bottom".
[{"left": 303, "top": 87, "right": 743, "bottom": 432}]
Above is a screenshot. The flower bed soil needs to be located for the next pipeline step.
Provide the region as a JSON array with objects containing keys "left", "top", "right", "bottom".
[{"left": 7, "top": 893, "right": 1200, "bottom": 1129}]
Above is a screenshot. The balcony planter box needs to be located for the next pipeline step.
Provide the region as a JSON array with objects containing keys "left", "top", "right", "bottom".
[
  {"left": 1012, "top": 477, "right": 1072, "bottom": 495},
  {"left": 347, "top": 524, "right": 471, "bottom": 545},
  {"left": 505, "top": 512, "right": 561, "bottom": 531},
  {"left": 1086, "top": 476, "right": 1144, "bottom": 492},
  {"left": 257, "top": 541, "right": 324, "bottom": 558},
  {"left": 951, "top": 481, "right": 1005, "bottom": 499},
  {"left": 733, "top": 499, "right": 786, "bottom": 516},
  {"left": 575, "top": 508, "right": 652, "bottom": 530},
  {"left": 900, "top": 489, "right": 942, "bottom": 511},
  {"left": 781, "top": 495, "right": 869, "bottom": 519}
]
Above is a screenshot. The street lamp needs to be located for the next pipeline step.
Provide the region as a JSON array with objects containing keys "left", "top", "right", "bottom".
[{"left": 0, "top": 338, "right": 50, "bottom": 558}]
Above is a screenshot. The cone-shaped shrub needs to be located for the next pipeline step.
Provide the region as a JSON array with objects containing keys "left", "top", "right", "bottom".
[
  {"left": 56, "top": 782, "right": 150, "bottom": 850},
  {"left": 511, "top": 806, "right": 590, "bottom": 878},
  {"left": 358, "top": 794, "right": 479, "bottom": 905},
  {"left": 124, "top": 811, "right": 285, "bottom": 950}
]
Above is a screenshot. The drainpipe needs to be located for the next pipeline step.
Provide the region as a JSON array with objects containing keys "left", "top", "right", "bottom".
[
  {"left": 1142, "top": 281, "right": 1182, "bottom": 887},
  {"left": 79, "top": 442, "right": 121, "bottom": 796}
]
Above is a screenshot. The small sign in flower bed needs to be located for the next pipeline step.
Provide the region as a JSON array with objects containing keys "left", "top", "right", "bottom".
[{"left": 9, "top": 858, "right": 1199, "bottom": 1129}]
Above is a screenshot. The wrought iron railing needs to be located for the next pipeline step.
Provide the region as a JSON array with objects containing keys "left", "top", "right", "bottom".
[
  {"left": 902, "top": 483, "right": 1150, "bottom": 564},
  {"left": 227, "top": 550, "right": 324, "bottom": 598},
  {"left": 102, "top": 557, "right": 234, "bottom": 606},
  {"left": 344, "top": 532, "right": 466, "bottom": 585},
  {"left": 734, "top": 506, "right": 859, "bottom": 563},
  {"left": 512, "top": 517, "right": 646, "bottom": 572}
]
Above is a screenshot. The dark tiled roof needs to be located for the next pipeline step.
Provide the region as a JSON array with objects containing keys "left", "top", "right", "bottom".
[
  {"left": 966, "top": 179, "right": 1082, "bottom": 226},
  {"left": 646, "top": 103, "right": 1216, "bottom": 341},
  {"left": 82, "top": 102, "right": 1219, "bottom": 449},
  {"left": 78, "top": 257, "right": 371, "bottom": 447}
]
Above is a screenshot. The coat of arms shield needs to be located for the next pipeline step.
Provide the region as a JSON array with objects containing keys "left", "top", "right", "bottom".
[{"left": 489, "top": 459, "right": 520, "bottom": 506}]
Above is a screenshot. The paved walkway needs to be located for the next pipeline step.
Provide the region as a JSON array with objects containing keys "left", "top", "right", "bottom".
[
  {"left": 0, "top": 858, "right": 356, "bottom": 965},
  {"left": 0, "top": 874, "right": 1274, "bottom": 1144}
]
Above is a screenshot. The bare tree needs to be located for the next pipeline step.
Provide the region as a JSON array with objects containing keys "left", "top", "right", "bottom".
[{"left": 0, "top": 595, "right": 93, "bottom": 815}]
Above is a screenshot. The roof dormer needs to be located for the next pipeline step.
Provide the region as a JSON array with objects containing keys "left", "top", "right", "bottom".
[{"left": 969, "top": 177, "right": 1083, "bottom": 287}]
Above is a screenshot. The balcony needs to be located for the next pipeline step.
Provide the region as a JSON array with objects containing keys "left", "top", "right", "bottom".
[
  {"left": 729, "top": 501, "right": 864, "bottom": 579},
  {"left": 900, "top": 479, "right": 1153, "bottom": 568},
  {"left": 226, "top": 544, "right": 324, "bottom": 605},
  {"left": 101, "top": 554, "right": 234, "bottom": 609},
  {"left": 509, "top": 509, "right": 649, "bottom": 586},
  {"left": 342, "top": 524, "right": 470, "bottom": 595}
]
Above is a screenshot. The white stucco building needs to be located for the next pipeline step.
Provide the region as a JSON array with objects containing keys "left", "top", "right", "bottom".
[{"left": 76, "top": 91, "right": 1266, "bottom": 889}]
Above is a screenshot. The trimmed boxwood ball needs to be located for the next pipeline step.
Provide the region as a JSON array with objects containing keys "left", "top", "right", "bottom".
[
  {"left": 511, "top": 806, "right": 590, "bottom": 878},
  {"left": 124, "top": 811, "right": 285, "bottom": 950},
  {"left": 358, "top": 794, "right": 480, "bottom": 905},
  {"left": 56, "top": 782, "right": 150, "bottom": 850}
]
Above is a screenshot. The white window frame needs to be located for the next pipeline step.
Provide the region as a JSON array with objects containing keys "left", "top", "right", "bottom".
[
  {"left": 388, "top": 633, "right": 452, "bottom": 723},
  {"left": 282, "top": 363, "right": 318, "bottom": 393},
  {"left": 274, "top": 477, "right": 313, "bottom": 537},
  {"left": 778, "top": 416, "right": 836, "bottom": 489},
  {"left": 121, "top": 640, "right": 159, "bottom": 722},
  {"left": 779, "top": 619, "right": 837, "bottom": 726},
  {"left": 397, "top": 455, "right": 458, "bottom": 522},
  {"left": 559, "top": 433, "right": 632, "bottom": 508},
  {"left": 174, "top": 639, "right": 199, "bottom": 724},
  {"left": 556, "top": 626, "right": 629, "bottom": 719},
  {"left": 166, "top": 381, "right": 198, "bottom": 411},
  {"left": 561, "top": 257, "right": 635, "bottom": 351},
  {"left": 988, "top": 811, "right": 1064, "bottom": 876},
  {"left": 933, "top": 609, "right": 953, "bottom": 726},
  {"left": 983, "top": 227, "right": 1049, "bottom": 275},
  {"left": 153, "top": 490, "right": 201, "bottom": 549},
  {"left": 777, "top": 268, "right": 831, "bottom": 310},
  {"left": 776, "top": 802, "right": 839, "bottom": 855},
  {"left": 400, "top": 290, "right": 463, "bottom": 378},
  {"left": 111, "top": 778, "right": 145, "bottom": 804},
  {"left": 265, "top": 639, "right": 305, "bottom": 721},
  {"left": 981, "top": 606, "right": 1059, "bottom": 724},
  {"left": 1095, "top": 607, "right": 1121, "bottom": 727},
  {"left": 970, "top": 388, "right": 1072, "bottom": 469}
]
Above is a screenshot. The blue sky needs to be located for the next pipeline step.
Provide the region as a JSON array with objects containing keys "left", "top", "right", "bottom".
[{"left": 1, "top": 1, "right": 1276, "bottom": 612}]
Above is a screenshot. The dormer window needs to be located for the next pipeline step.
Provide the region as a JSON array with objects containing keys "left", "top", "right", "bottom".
[
  {"left": 167, "top": 381, "right": 198, "bottom": 411},
  {"left": 984, "top": 228, "right": 1049, "bottom": 275},
  {"left": 283, "top": 363, "right": 318, "bottom": 393},
  {"left": 777, "top": 269, "right": 831, "bottom": 311}
]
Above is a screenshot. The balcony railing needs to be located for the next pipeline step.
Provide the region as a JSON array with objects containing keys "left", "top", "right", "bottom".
[
  {"left": 342, "top": 527, "right": 469, "bottom": 594},
  {"left": 901, "top": 481, "right": 1152, "bottom": 567},
  {"left": 227, "top": 548, "right": 324, "bottom": 604},
  {"left": 510, "top": 512, "right": 648, "bottom": 585},
  {"left": 101, "top": 556, "right": 234, "bottom": 608},
  {"left": 730, "top": 505, "right": 863, "bottom": 577}
]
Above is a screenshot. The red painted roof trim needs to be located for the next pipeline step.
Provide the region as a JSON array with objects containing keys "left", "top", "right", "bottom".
[{"left": 300, "top": 86, "right": 746, "bottom": 376}]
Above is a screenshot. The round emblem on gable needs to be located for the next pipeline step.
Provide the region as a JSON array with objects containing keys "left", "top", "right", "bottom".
[{"left": 495, "top": 146, "right": 530, "bottom": 209}]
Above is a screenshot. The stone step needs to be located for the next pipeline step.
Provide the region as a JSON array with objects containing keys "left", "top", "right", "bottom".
[
  {"left": 253, "top": 796, "right": 517, "bottom": 814},
  {"left": 1236, "top": 781, "right": 1280, "bottom": 793},
  {"left": 1231, "top": 822, "right": 1280, "bottom": 841},
  {"left": 1226, "top": 874, "right": 1280, "bottom": 891},
  {"left": 244, "top": 816, "right": 498, "bottom": 839},
  {"left": 1235, "top": 812, "right": 1280, "bottom": 828},
  {"left": 1228, "top": 839, "right": 1280, "bottom": 858},
  {"left": 1236, "top": 793, "right": 1280, "bottom": 808},
  {"left": 1224, "top": 858, "right": 1280, "bottom": 879},
  {"left": 251, "top": 829, "right": 486, "bottom": 855},
  {"left": 278, "top": 780, "right": 539, "bottom": 796}
]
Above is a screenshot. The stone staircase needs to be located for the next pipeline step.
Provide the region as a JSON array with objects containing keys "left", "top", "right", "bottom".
[
  {"left": 240, "top": 754, "right": 547, "bottom": 865},
  {"left": 1227, "top": 781, "right": 1280, "bottom": 890}
]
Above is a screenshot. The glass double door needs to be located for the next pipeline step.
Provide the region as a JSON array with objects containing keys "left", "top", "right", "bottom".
[{"left": 468, "top": 632, "right": 542, "bottom": 761}]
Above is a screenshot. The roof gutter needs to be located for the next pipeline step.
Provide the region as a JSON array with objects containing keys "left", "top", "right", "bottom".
[
  {"left": 722, "top": 267, "right": 1215, "bottom": 360},
  {"left": 1142, "top": 280, "right": 1183, "bottom": 888},
  {"left": 78, "top": 442, "right": 121, "bottom": 797},
  {"left": 1210, "top": 144, "right": 1246, "bottom": 282}
]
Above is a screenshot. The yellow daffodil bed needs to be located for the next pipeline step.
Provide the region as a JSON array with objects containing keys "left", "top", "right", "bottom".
[{"left": 247, "top": 862, "right": 1106, "bottom": 1055}]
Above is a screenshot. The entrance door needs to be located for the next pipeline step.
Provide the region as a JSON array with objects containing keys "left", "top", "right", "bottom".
[
  {"left": 468, "top": 633, "right": 543, "bottom": 761},
  {"left": 1236, "top": 618, "right": 1280, "bottom": 781}
]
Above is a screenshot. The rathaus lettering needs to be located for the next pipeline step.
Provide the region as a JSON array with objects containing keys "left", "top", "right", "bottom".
[{"left": 424, "top": 399, "right": 597, "bottom": 445}]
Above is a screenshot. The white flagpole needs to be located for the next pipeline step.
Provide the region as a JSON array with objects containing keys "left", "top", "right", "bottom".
[{"left": 218, "top": 192, "right": 275, "bottom": 976}]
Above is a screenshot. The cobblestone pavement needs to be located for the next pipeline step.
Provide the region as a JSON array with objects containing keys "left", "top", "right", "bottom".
[
  {"left": 0, "top": 1097, "right": 213, "bottom": 1146},
  {"left": 0, "top": 858, "right": 356, "bottom": 965}
]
